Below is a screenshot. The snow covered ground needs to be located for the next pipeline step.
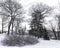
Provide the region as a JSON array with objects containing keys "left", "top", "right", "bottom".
[{"left": 0, "top": 34, "right": 60, "bottom": 48}]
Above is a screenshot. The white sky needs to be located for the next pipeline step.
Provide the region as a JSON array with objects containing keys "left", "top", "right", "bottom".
[
  {"left": 20, "top": 0, "right": 59, "bottom": 8},
  {"left": 0, "top": 0, "right": 60, "bottom": 31}
]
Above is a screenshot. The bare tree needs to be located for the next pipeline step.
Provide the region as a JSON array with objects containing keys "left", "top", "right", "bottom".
[
  {"left": 0, "top": 15, "right": 9, "bottom": 33},
  {"left": 0, "top": 0, "right": 23, "bottom": 35},
  {"left": 50, "top": 21, "right": 58, "bottom": 39},
  {"left": 14, "top": 16, "right": 24, "bottom": 34},
  {"left": 56, "top": 15, "right": 60, "bottom": 39},
  {"left": 29, "top": 3, "right": 53, "bottom": 39}
]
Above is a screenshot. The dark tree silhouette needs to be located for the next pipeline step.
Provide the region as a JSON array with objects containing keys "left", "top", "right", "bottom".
[
  {"left": 43, "top": 27, "right": 50, "bottom": 40},
  {"left": 29, "top": 3, "right": 53, "bottom": 39}
]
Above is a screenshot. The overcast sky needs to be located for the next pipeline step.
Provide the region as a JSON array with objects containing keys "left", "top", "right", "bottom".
[{"left": 20, "top": 0, "right": 59, "bottom": 8}]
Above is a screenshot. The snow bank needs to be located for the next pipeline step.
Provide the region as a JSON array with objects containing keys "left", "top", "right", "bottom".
[{"left": 0, "top": 34, "right": 60, "bottom": 48}]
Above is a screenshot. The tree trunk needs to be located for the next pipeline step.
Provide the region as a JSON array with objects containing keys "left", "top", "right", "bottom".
[
  {"left": 15, "top": 26, "right": 17, "bottom": 34},
  {"left": 8, "top": 19, "right": 12, "bottom": 35},
  {"left": 2, "top": 19, "right": 3, "bottom": 33},
  {"left": 8, "top": 17, "right": 15, "bottom": 35},
  {"left": 53, "top": 30, "right": 57, "bottom": 39},
  {"left": 11, "top": 23, "right": 13, "bottom": 34},
  {"left": 16, "top": 21, "right": 19, "bottom": 34},
  {"left": 53, "top": 29, "right": 58, "bottom": 39},
  {"left": 8, "top": 21, "right": 11, "bottom": 35}
]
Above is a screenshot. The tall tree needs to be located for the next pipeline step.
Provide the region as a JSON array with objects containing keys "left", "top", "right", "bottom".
[
  {"left": 29, "top": 3, "right": 53, "bottom": 38},
  {"left": 0, "top": 0, "right": 23, "bottom": 35}
]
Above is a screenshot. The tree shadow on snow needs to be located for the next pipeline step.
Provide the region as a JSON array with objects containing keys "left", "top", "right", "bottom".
[{"left": 1, "top": 35, "right": 39, "bottom": 47}]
